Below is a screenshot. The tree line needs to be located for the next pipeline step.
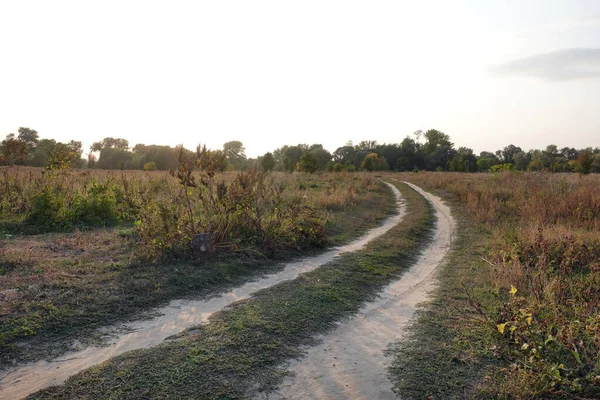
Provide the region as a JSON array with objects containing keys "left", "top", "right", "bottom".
[{"left": 1, "top": 127, "right": 599, "bottom": 173}]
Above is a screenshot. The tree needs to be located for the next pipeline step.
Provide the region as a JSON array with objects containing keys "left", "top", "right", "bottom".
[
  {"left": 308, "top": 144, "right": 332, "bottom": 170},
  {"left": 512, "top": 151, "right": 530, "bottom": 171},
  {"left": 333, "top": 145, "right": 355, "bottom": 164},
  {"left": 223, "top": 141, "right": 247, "bottom": 170},
  {"left": 261, "top": 152, "right": 275, "bottom": 171},
  {"left": 283, "top": 145, "right": 305, "bottom": 172},
  {"left": 296, "top": 152, "right": 318, "bottom": 173},
  {"left": 17, "top": 127, "right": 39, "bottom": 152},
  {"left": 355, "top": 140, "right": 378, "bottom": 152},
  {"left": 422, "top": 129, "right": 453, "bottom": 155},
  {"left": 560, "top": 147, "right": 578, "bottom": 160},
  {"left": 30, "top": 139, "right": 57, "bottom": 167},
  {"left": 420, "top": 129, "right": 454, "bottom": 171},
  {"left": 376, "top": 143, "right": 401, "bottom": 171},
  {"left": 575, "top": 149, "right": 595, "bottom": 174},
  {"left": 360, "top": 153, "right": 389, "bottom": 171},
  {"left": 0, "top": 134, "right": 29, "bottom": 165},
  {"left": 91, "top": 137, "right": 129, "bottom": 152},
  {"left": 477, "top": 151, "right": 500, "bottom": 172},
  {"left": 45, "top": 141, "right": 83, "bottom": 170},
  {"left": 396, "top": 137, "right": 425, "bottom": 171},
  {"left": 500, "top": 144, "right": 523, "bottom": 164},
  {"left": 353, "top": 150, "right": 369, "bottom": 168},
  {"left": 449, "top": 147, "right": 478, "bottom": 172}
]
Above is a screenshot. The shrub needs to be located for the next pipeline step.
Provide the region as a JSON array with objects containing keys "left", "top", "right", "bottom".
[
  {"left": 143, "top": 161, "right": 156, "bottom": 171},
  {"left": 136, "top": 147, "right": 328, "bottom": 260},
  {"left": 25, "top": 174, "right": 136, "bottom": 231},
  {"left": 489, "top": 163, "right": 517, "bottom": 173},
  {"left": 26, "top": 186, "right": 74, "bottom": 231},
  {"left": 72, "top": 183, "right": 120, "bottom": 227},
  {"left": 360, "top": 153, "right": 389, "bottom": 171}
]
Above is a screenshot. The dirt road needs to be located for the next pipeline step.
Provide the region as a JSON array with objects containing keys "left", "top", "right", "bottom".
[{"left": 265, "top": 182, "right": 455, "bottom": 400}]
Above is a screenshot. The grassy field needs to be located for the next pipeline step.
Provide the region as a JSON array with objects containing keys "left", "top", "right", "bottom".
[
  {"left": 3, "top": 168, "right": 599, "bottom": 399},
  {"left": 28, "top": 180, "right": 434, "bottom": 399},
  {"left": 387, "top": 171, "right": 600, "bottom": 399},
  {"left": 0, "top": 168, "right": 396, "bottom": 368}
]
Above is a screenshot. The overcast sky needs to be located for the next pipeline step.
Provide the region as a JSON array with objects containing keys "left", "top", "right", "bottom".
[{"left": 1, "top": 0, "right": 599, "bottom": 157}]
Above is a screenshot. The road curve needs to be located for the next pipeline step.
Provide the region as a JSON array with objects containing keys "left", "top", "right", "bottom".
[{"left": 265, "top": 181, "right": 455, "bottom": 400}]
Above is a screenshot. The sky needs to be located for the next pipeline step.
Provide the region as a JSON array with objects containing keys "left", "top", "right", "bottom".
[{"left": 1, "top": 0, "right": 599, "bottom": 158}]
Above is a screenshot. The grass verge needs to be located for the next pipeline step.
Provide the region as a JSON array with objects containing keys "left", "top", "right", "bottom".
[
  {"left": 1, "top": 181, "right": 395, "bottom": 368},
  {"left": 29, "top": 181, "right": 433, "bottom": 399},
  {"left": 388, "top": 172, "right": 600, "bottom": 399},
  {"left": 387, "top": 201, "right": 501, "bottom": 399}
]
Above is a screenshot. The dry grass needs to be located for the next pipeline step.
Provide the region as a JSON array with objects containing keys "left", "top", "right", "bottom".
[
  {"left": 391, "top": 171, "right": 600, "bottom": 399},
  {"left": 0, "top": 169, "right": 395, "bottom": 367}
]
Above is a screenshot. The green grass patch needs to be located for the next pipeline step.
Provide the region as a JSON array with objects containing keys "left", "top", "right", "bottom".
[{"left": 30, "top": 181, "right": 434, "bottom": 399}]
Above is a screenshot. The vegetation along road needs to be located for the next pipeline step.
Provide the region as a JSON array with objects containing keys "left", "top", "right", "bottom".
[{"left": 0, "top": 180, "right": 444, "bottom": 399}]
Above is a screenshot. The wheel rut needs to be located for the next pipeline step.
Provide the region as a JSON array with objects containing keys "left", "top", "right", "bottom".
[{"left": 264, "top": 182, "right": 455, "bottom": 400}]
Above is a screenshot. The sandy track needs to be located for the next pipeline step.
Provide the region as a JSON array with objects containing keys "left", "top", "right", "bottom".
[
  {"left": 0, "top": 182, "right": 406, "bottom": 400},
  {"left": 264, "top": 182, "right": 455, "bottom": 400}
]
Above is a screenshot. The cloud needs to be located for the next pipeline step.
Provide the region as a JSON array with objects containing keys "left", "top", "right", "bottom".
[{"left": 490, "top": 48, "right": 600, "bottom": 81}]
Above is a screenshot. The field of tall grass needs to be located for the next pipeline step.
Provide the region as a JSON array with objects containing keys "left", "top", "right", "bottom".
[
  {"left": 0, "top": 164, "right": 392, "bottom": 367},
  {"left": 397, "top": 171, "right": 600, "bottom": 398}
]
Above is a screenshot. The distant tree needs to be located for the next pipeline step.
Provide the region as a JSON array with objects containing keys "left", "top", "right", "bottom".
[
  {"left": 308, "top": 144, "right": 332, "bottom": 170},
  {"left": 379, "top": 143, "right": 405, "bottom": 171},
  {"left": 97, "top": 147, "right": 133, "bottom": 169},
  {"left": 29, "top": 138, "right": 57, "bottom": 167},
  {"left": 512, "top": 151, "right": 530, "bottom": 171},
  {"left": 500, "top": 144, "right": 523, "bottom": 164},
  {"left": 17, "top": 127, "right": 39, "bottom": 153},
  {"left": 223, "top": 141, "right": 247, "bottom": 170},
  {"left": 449, "top": 147, "right": 478, "bottom": 172},
  {"left": 296, "top": 152, "right": 318, "bottom": 173},
  {"left": 360, "top": 153, "right": 389, "bottom": 171},
  {"left": 333, "top": 145, "right": 356, "bottom": 164},
  {"left": 0, "top": 134, "right": 29, "bottom": 165},
  {"left": 272, "top": 146, "right": 286, "bottom": 170},
  {"left": 420, "top": 129, "right": 454, "bottom": 171},
  {"left": 261, "top": 152, "right": 275, "bottom": 171},
  {"left": 143, "top": 161, "right": 157, "bottom": 171},
  {"left": 91, "top": 137, "right": 129, "bottom": 152},
  {"left": 396, "top": 137, "right": 425, "bottom": 171},
  {"left": 45, "top": 141, "right": 82, "bottom": 170},
  {"left": 591, "top": 153, "right": 600, "bottom": 173},
  {"left": 88, "top": 152, "right": 97, "bottom": 169},
  {"left": 355, "top": 140, "right": 378, "bottom": 152},
  {"left": 283, "top": 145, "right": 305, "bottom": 172},
  {"left": 527, "top": 150, "right": 546, "bottom": 172},
  {"left": 575, "top": 149, "right": 595, "bottom": 174},
  {"left": 560, "top": 147, "right": 579, "bottom": 160},
  {"left": 477, "top": 151, "right": 500, "bottom": 172},
  {"left": 422, "top": 129, "right": 452, "bottom": 155},
  {"left": 353, "top": 150, "right": 369, "bottom": 168}
]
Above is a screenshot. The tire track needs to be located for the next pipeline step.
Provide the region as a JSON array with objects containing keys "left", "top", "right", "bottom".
[{"left": 265, "top": 181, "right": 455, "bottom": 400}]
